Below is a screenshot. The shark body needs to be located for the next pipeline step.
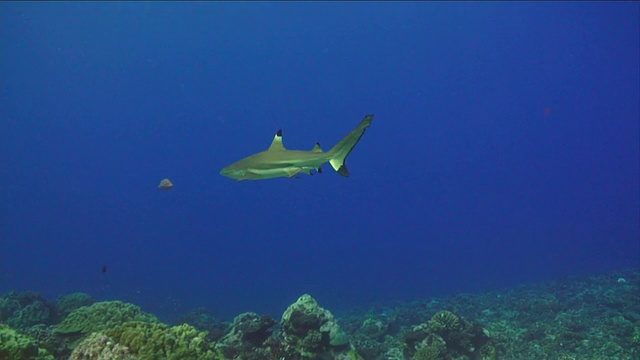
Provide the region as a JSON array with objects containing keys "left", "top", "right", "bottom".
[{"left": 220, "top": 114, "right": 373, "bottom": 181}]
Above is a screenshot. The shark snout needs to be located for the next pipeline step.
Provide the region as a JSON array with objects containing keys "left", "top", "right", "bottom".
[
  {"left": 220, "top": 167, "right": 233, "bottom": 177},
  {"left": 220, "top": 166, "right": 242, "bottom": 180}
]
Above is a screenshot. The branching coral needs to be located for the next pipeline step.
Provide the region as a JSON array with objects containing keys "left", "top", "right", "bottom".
[
  {"left": 56, "top": 293, "right": 94, "bottom": 318},
  {"left": 0, "top": 291, "right": 56, "bottom": 330},
  {"left": 55, "top": 301, "right": 158, "bottom": 336},
  {"left": 427, "top": 310, "right": 461, "bottom": 334},
  {"left": 106, "top": 321, "right": 222, "bottom": 360},
  {"left": 68, "top": 332, "right": 135, "bottom": 360},
  {"left": 0, "top": 324, "right": 54, "bottom": 360}
]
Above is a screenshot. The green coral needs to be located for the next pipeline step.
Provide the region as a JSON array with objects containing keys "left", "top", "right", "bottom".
[
  {"left": 412, "top": 333, "right": 446, "bottom": 360},
  {"left": 0, "top": 296, "right": 20, "bottom": 322},
  {"left": 68, "top": 332, "right": 135, "bottom": 360},
  {"left": 56, "top": 300, "right": 158, "bottom": 336},
  {"left": 298, "top": 329, "right": 323, "bottom": 354},
  {"left": 57, "top": 292, "right": 94, "bottom": 317},
  {"left": 359, "top": 317, "right": 388, "bottom": 339},
  {"left": 413, "top": 344, "right": 444, "bottom": 360},
  {"left": 428, "top": 310, "right": 460, "bottom": 333},
  {"left": 175, "top": 307, "right": 225, "bottom": 339},
  {"left": 281, "top": 294, "right": 351, "bottom": 357},
  {"left": 0, "top": 324, "right": 54, "bottom": 360},
  {"left": 631, "top": 327, "right": 640, "bottom": 345},
  {"left": 478, "top": 341, "right": 497, "bottom": 360},
  {"left": 281, "top": 294, "right": 328, "bottom": 332},
  {"left": 348, "top": 347, "right": 365, "bottom": 360},
  {"left": 0, "top": 292, "right": 55, "bottom": 330},
  {"left": 8, "top": 300, "right": 53, "bottom": 329},
  {"left": 215, "top": 312, "right": 275, "bottom": 359},
  {"left": 328, "top": 325, "right": 350, "bottom": 346},
  {"left": 106, "top": 321, "right": 222, "bottom": 360}
]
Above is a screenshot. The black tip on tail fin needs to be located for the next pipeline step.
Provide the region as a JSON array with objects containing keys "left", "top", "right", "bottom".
[{"left": 337, "top": 165, "right": 350, "bottom": 177}]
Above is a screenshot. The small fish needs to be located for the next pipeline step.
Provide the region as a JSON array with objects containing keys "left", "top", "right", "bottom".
[
  {"left": 158, "top": 178, "right": 174, "bottom": 191},
  {"left": 220, "top": 114, "right": 373, "bottom": 181}
]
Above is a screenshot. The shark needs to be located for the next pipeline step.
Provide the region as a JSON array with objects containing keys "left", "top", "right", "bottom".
[{"left": 220, "top": 114, "right": 373, "bottom": 181}]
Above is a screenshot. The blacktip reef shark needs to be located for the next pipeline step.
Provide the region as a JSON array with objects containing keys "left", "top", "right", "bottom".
[{"left": 220, "top": 114, "right": 373, "bottom": 181}]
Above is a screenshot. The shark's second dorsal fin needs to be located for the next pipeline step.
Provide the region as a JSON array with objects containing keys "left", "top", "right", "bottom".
[
  {"left": 311, "top": 142, "right": 323, "bottom": 153},
  {"left": 268, "top": 129, "right": 286, "bottom": 151}
]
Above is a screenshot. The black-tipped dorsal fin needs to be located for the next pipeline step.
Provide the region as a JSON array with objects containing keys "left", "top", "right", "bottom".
[
  {"left": 311, "top": 142, "right": 323, "bottom": 153},
  {"left": 268, "top": 129, "right": 286, "bottom": 151}
]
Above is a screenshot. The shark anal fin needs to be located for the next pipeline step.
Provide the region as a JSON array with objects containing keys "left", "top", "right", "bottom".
[{"left": 317, "top": 166, "right": 322, "bottom": 174}]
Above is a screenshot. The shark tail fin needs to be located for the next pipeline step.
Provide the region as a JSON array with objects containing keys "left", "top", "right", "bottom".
[{"left": 328, "top": 114, "right": 373, "bottom": 176}]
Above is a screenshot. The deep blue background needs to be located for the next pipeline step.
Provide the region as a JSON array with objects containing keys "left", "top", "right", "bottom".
[{"left": 1, "top": 2, "right": 638, "bottom": 321}]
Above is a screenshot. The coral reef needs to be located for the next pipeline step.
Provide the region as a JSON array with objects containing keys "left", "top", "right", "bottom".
[
  {"left": 412, "top": 338, "right": 445, "bottom": 360},
  {"left": 25, "top": 323, "right": 70, "bottom": 357},
  {"left": 341, "top": 312, "right": 400, "bottom": 359},
  {"left": 175, "top": 307, "right": 227, "bottom": 341},
  {"left": 404, "top": 310, "right": 495, "bottom": 360},
  {"left": 55, "top": 301, "right": 158, "bottom": 337},
  {"left": 0, "top": 296, "right": 21, "bottom": 323},
  {"left": 0, "top": 291, "right": 57, "bottom": 330},
  {"left": 358, "top": 317, "right": 390, "bottom": 340},
  {"left": 106, "top": 321, "right": 222, "bottom": 360},
  {"left": 56, "top": 293, "right": 94, "bottom": 318},
  {"left": 0, "top": 268, "right": 637, "bottom": 359},
  {"left": 215, "top": 312, "right": 276, "bottom": 359},
  {"left": 280, "top": 294, "right": 353, "bottom": 359},
  {"left": 0, "top": 324, "right": 54, "bottom": 360},
  {"left": 476, "top": 270, "right": 640, "bottom": 358},
  {"left": 68, "top": 332, "right": 135, "bottom": 360},
  {"left": 427, "top": 310, "right": 460, "bottom": 333}
]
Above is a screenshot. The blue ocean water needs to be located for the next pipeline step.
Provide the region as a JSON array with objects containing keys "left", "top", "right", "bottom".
[{"left": 1, "top": 2, "right": 638, "bottom": 322}]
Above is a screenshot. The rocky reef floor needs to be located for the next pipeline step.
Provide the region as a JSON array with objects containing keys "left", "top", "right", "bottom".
[{"left": 0, "top": 268, "right": 638, "bottom": 359}]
